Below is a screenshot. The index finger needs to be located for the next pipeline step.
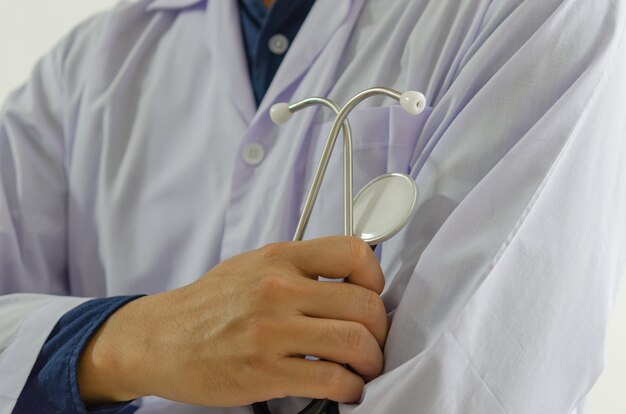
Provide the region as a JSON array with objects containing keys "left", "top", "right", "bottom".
[{"left": 269, "top": 236, "right": 385, "bottom": 294}]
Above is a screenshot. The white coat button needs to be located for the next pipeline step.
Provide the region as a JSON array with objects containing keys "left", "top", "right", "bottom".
[
  {"left": 268, "top": 34, "right": 289, "bottom": 55},
  {"left": 242, "top": 142, "right": 265, "bottom": 166}
]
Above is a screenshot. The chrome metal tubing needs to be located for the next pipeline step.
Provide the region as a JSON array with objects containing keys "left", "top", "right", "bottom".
[{"left": 290, "top": 97, "right": 353, "bottom": 241}]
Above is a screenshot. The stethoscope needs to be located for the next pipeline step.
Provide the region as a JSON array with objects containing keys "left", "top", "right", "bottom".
[{"left": 252, "top": 87, "right": 427, "bottom": 414}]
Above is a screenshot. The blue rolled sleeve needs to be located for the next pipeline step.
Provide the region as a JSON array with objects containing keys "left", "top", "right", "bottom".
[{"left": 14, "top": 295, "right": 144, "bottom": 414}]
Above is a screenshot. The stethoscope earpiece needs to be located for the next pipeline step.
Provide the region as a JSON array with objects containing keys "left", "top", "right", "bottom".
[
  {"left": 269, "top": 102, "right": 293, "bottom": 124},
  {"left": 400, "top": 91, "right": 427, "bottom": 115}
]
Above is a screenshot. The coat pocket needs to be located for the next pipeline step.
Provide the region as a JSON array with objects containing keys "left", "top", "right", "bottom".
[{"left": 300, "top": 105, "right": 432, "bottom": 240}]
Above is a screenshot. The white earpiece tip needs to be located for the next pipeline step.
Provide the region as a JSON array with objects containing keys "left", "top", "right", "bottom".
[
  {"left": 270, "top": 103, "right": 293, "bottom": 125},
  {"left": 400, "top": 91, "right": 427, "bottom": 115}
]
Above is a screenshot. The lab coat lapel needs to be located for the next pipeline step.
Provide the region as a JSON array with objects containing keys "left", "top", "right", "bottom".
[
  {"left": 205, "top": 0, "right": 364, "bottom": 125},
  {"left": 205, "top": 0, "right": 257, "bottom": 124}
]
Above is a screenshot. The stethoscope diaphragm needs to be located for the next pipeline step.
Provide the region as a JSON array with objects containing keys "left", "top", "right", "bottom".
[{"left": 353, "top": 172, "right": 418, "bottom": 245}]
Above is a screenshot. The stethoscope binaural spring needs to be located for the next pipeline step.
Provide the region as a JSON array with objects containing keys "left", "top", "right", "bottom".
[{"left": 252, "top": 87, "right": 427, "bottom": 414}]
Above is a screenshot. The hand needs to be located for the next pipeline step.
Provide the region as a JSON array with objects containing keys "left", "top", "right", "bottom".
[{"left": 78, "top": 236, "right": 388, "bottom": 407}]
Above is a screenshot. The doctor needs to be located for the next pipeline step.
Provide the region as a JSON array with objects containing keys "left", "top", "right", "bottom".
[{"left": 1, "top": 0, "right": 626, "bottom": 413}]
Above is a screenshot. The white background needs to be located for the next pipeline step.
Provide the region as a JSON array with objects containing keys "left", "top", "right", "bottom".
[{"left": 0, "top": 1, "right": 624, "bottom": 412}]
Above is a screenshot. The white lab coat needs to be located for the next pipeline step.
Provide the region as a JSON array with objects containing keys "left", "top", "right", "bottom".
[{"left": 1, "top": 0, "right": 625, "bottom": 412}]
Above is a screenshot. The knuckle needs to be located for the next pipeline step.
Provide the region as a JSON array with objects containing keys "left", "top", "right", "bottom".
[
  {"left": 324, "top": 365, "right": 348, "bottom": 396},
  {"left": 364, "top": 291, "right": 385, "bottom": 319},
  {"left": 306, "top": 362, "right": 327, "bottom": 386},
  {"left": 259, "top": 242, "right": 289, "bottom": 261},
  {"left": 256, "top": 274, "right": 290, "bottom": 300},
  {"left": 344, "top": 323, "right": 368, "bottom": 353},
  {"left": 349, "top": 237, "right": 369, "bottom": 266}
]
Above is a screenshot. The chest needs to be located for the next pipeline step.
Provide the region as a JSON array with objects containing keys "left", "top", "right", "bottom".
[{"left": 64, "top": 0, "right": 487, "bottom": 295}]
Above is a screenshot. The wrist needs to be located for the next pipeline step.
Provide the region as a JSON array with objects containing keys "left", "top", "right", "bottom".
[{"left": 77, "top": 296, "right": 151, "bottom": 406}]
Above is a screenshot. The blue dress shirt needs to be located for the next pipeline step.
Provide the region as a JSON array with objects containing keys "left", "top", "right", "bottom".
[{"left": 239, "top": 0, "right": 315, "bottom": 105}]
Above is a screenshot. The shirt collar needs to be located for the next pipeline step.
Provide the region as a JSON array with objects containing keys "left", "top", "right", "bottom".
[
  {"left": 146, "top": 0, "right": 205, "bottom": 11},
  {"left": 239, "top": 0, "right": 269, "bottom": 26}
]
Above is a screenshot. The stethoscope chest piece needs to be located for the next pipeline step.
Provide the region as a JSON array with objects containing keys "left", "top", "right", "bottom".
[{"left": 353, "top": 172, "right": 418, "bottom": 245}]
